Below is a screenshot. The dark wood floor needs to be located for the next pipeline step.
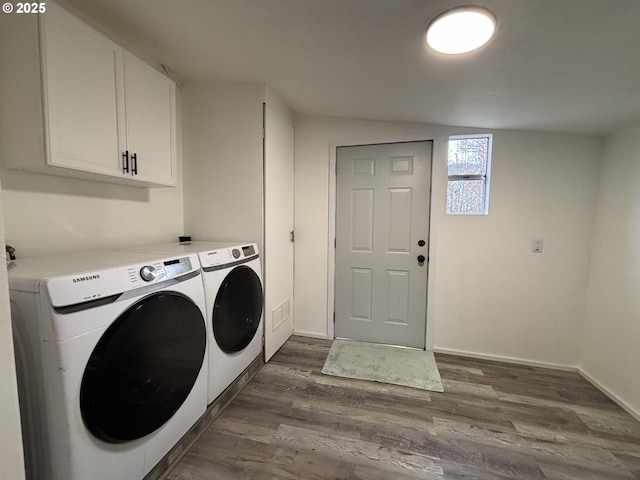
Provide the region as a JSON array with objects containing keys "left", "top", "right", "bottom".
[{"left": 168, "top": 336, "right": 640, "bottom": 479}]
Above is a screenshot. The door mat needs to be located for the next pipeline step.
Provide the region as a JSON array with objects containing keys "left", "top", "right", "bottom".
[{"left": 321, "top": 339, "right": 444, "bottom": 392}]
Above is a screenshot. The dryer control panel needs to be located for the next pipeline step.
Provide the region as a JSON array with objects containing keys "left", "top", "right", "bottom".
[{"left": 198, "top": 243, "right": 259, "bottom": 269}]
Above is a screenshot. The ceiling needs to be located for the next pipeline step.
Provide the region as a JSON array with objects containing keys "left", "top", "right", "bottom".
[{"left": 62, "top": 0, "right": 640, "bottom": 136}]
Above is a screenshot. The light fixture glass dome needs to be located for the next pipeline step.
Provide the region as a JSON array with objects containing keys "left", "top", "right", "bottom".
[{"left": 426, "top": 6, "right": 496, "bottom": 55}]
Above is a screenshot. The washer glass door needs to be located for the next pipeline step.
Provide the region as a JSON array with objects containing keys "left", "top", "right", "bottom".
[
  {"left": 213, "top": 265, "right": 263, "bottom": 353},
  {"left": 80, "top": 291, "right": 206, "bottom": 443}
]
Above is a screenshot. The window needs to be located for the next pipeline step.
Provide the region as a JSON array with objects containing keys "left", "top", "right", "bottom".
[{"left": 446, "top": 134, "right": 492, "bottom": 215}]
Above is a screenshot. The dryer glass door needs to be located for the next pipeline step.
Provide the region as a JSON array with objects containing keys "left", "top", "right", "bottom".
[
  {"left": 80, "top": 292, "right": 206, "bottom": 443},
  {"left": 213, "top": 265, "right": 263, "bottom": 353}
]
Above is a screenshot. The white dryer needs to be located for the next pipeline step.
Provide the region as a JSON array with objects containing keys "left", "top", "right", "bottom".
[
  {"left": 126, "top": 242, "right": 263, "bottom": 404},
  {"left": 9, "top": 251, "right": 208, "bottom": 480}
]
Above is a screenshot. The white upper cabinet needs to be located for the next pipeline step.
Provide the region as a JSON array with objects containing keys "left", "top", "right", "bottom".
[
  {"left": 41, "top": 6, "right": 126, "bottom": 178},
  {"left": 123, "top": 53, "right": 176, "bottom": 186},
  {"left": 0, "top": 3, "right": 176, "bottom": 187}
]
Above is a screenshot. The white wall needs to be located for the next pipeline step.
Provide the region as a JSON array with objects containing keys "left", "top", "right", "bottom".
[
  {"left": 294, "top": 115, "right": 601, "bottom": 368},
  {"left": 580, "top": 121, "right": 640, "bottom": 417},
  {"left": 0, "top": 179, "right": 26, "bottom": 480},
  {"left": 0, "top": 91, "right": 185, "bottom": 258},
  {"left": 435, "top": 130, "right": 600, "bottom": 366},
  {"left": 182, "top": 81, "right": 264, "bottom": 250}
]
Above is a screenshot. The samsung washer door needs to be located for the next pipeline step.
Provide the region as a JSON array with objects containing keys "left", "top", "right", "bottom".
[
  {"left": 213, "top": 265, "right": 263, "bottom": 353},
  {"left": 80, "top": 291, "right": 206, "bottom": 443}
]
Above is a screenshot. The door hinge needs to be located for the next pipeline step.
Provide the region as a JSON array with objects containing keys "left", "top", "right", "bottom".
[
  {"left": 333, "top": 312, "right": 335, "bottom": 324},
  {"left": 334, "top": 238, "right": 336, "bottom": 248},
  {"left": 290, "top": 230, "right": 295, "bottom": 243}
]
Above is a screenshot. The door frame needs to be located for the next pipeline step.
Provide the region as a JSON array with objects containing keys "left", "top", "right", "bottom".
[{"left": 327, "top": 135, "right": 435, "bottom": 349}]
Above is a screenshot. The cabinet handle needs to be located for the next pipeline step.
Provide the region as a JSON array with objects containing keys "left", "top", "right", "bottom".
[
  {"left": 122, "top": 151, "right": 129, "bottom": 173},
  {"left": 131, "top": 153, "right": 138, "bottom": 175}
]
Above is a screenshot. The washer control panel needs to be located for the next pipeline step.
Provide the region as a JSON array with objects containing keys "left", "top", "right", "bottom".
[
  {"left": 126, "top": 256, "right": 193, "bottom": 286},
  {"left": 162, "top": 257, "right": 193, "bottom": 279},
  {"left": 46, "top": 255, "right": 197, "bottom": 308}
]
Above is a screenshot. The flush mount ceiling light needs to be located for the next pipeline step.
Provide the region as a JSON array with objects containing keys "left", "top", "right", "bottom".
[{"left": 426, "top": 6, "right": 496, "bottom": 55}]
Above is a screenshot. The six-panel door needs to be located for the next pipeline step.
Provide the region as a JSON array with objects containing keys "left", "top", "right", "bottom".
[{"left": 335, "top": 141, "right": 432, "bottom": 349}]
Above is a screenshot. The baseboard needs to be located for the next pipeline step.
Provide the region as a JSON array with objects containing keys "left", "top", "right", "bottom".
[
  {"left": 578, "top": 368, "right": 640, "bottom": 422},
  {"left": 432, "top": 347, "right": 578, "bottom": 372},
  {"left": 293, "top": 330, "right": 331, "bottom": 340},
  {"left": 433, "top": 347, "right": 640, "bottom": 422}
]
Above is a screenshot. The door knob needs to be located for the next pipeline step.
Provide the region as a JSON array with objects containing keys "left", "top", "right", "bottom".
[
  {"left": 417, "top": 255, "right": 426, "bottom": 263},
  {"left": 418, "top": 240, "right": 426, "bottom": 247}
]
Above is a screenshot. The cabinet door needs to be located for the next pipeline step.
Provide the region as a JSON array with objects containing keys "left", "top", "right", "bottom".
[
  {"left": 124, "top": 53, "right": 176, "bottom": 186},
  {"left": 41, "top": 4, "right": 126, "bottom": 177}
]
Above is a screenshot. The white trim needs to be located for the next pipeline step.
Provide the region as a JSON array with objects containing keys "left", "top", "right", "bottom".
[
  {"left": 432, "top": 347, "right": 578, "bottom": 372},
  {"left": 484, "top": 134, "right": 493, "bottom": 213},
  {"left": 434, "top": 347, "right": 640, "bottom": 422},
  {"left": 578, "top": 368, "right": 640, "bottom": 423},
  {"left": 448, "top": 133, "right": 494, "bottom": 141},
  {"left": 293, "top": 330, "right": 331, "bottom": 340},
  {"left": 327, "top": 134, "right": 436, "bottom": 347}
]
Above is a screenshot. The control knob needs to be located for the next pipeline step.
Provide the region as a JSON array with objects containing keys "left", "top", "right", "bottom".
[
  {"left": 232, "top": 248, "right": 241, "bottom": 259},
  {"left": 139, "top": 265, "right": 157, "bottom": 282}
]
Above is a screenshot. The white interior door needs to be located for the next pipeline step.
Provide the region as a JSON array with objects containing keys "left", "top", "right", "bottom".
[
  {"left": 263, "top": 97, "right": 295, "bottom": 361},
  {"left": 335, "top": 141, "right": 432, "bottom": 349}
]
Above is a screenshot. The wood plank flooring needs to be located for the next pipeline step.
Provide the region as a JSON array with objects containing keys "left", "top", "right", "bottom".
[{"left": 168, "top": 336, "right": 640, "bottom": 479}]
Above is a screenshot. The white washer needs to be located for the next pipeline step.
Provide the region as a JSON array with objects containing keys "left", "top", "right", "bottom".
[
  {"left": 9, "top": 250, "right": 208, "bottom": 480},
  {"left": 126, "top": 242, "right": 263, "bottom": 404}
]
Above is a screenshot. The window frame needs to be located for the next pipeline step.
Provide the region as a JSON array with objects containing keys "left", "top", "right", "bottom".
[{"left": 446, "top": 133, "right": 493, "bottom": 216}]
